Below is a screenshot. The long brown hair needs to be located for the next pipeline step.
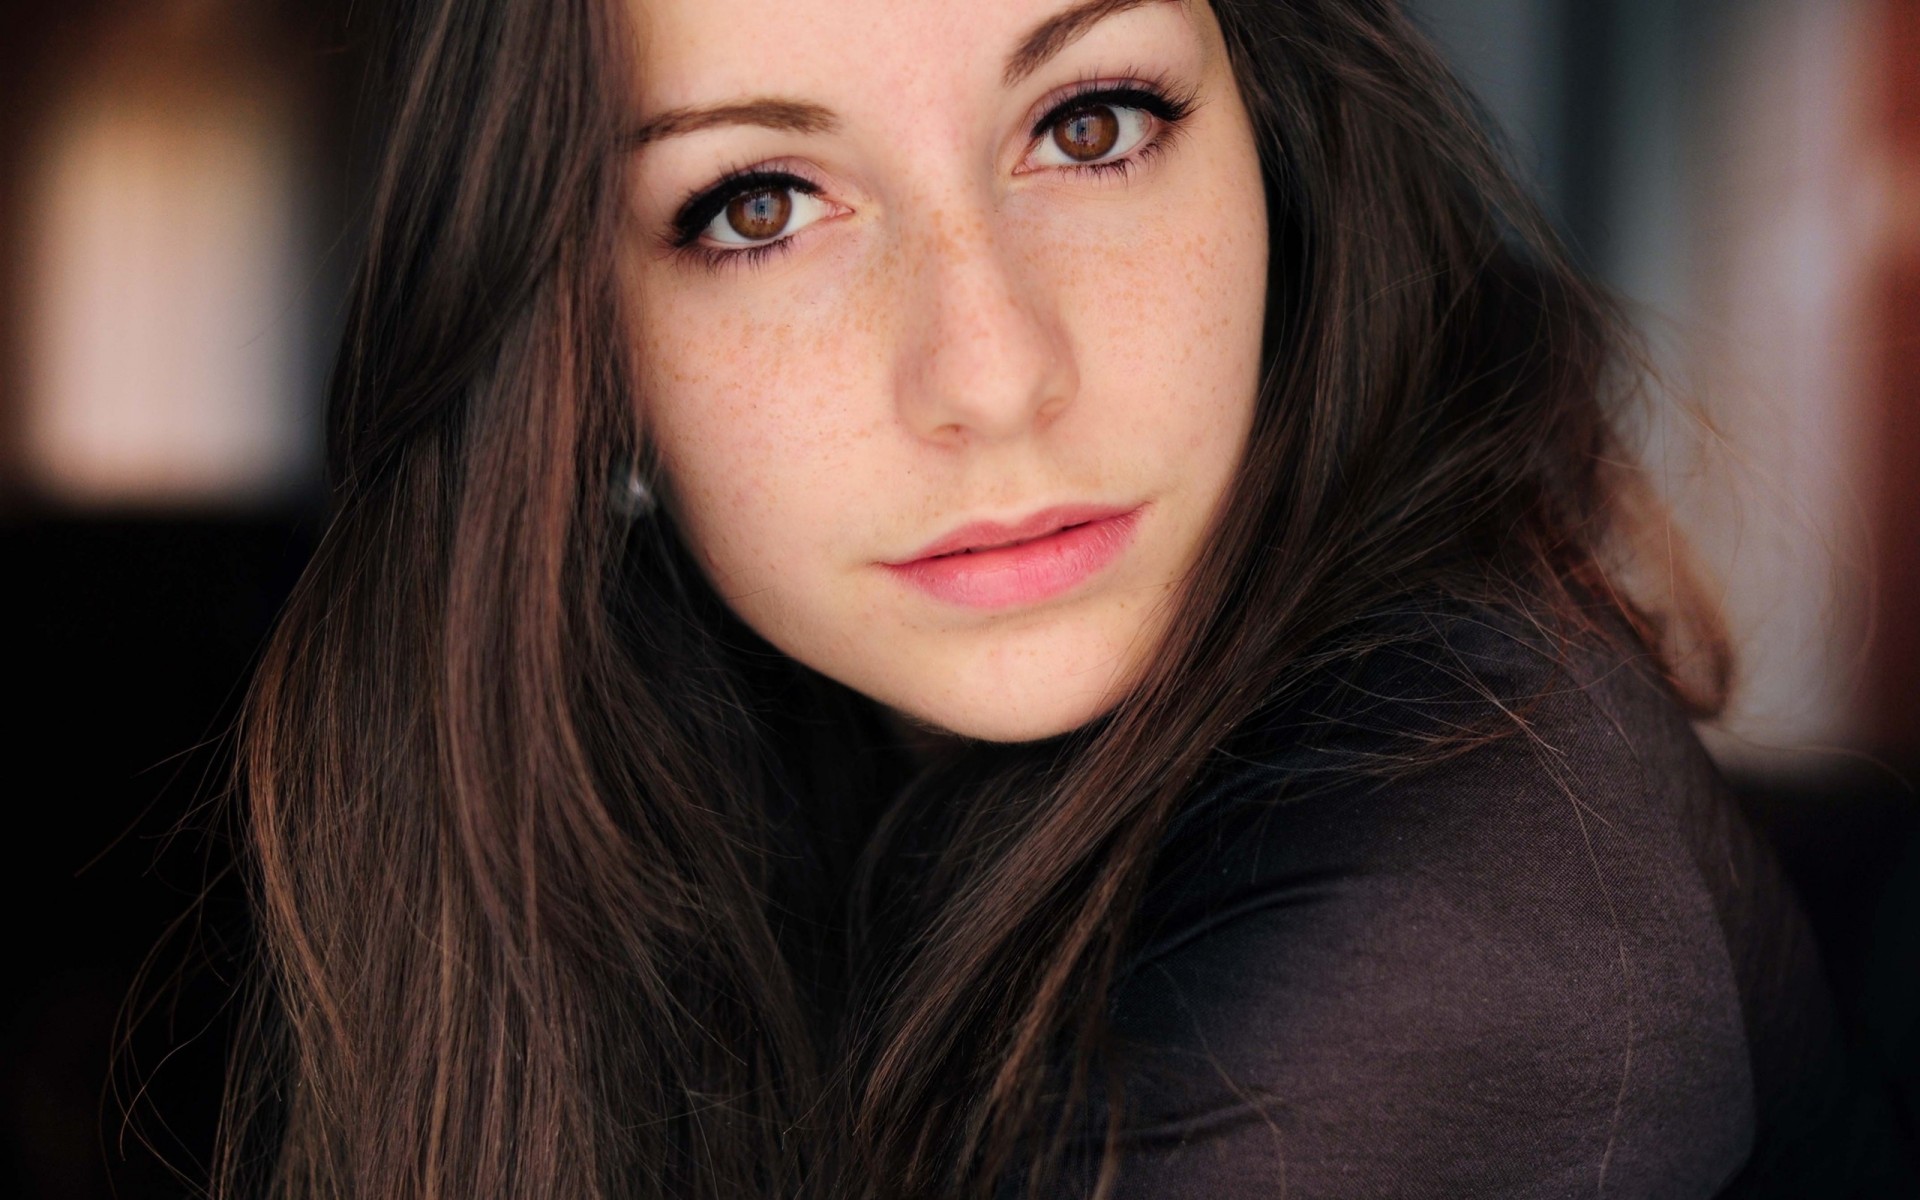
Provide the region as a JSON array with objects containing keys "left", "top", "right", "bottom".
[{"left": 216, "top": 1, "right": 1723, "bottom": 1197}]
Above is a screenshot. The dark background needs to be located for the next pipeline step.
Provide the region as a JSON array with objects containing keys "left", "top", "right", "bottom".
[{"left": 3, "top": 1, "right": 1917, "bottom": 1194}]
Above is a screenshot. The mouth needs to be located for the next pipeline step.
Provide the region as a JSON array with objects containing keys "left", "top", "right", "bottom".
[
  {"left": 930, "top": 520, "right": 1094, "bottom": 557},
  {"left": 881, "top": 503, "right": 1147, "bottom": 611},
  {"left": 892, "top": 503, "right": 1142, "bottom": 565}
]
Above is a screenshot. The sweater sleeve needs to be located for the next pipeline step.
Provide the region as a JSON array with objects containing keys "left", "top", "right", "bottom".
[{"left": 1041, "top": 611, "right": 1802, "bottom": 1200}]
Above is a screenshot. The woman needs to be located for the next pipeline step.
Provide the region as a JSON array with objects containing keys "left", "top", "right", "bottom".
[{"left": 217, "top": 0, "right": 1878, "bottom": 1196}]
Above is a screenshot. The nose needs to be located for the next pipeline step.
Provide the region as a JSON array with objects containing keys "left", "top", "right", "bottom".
[{"left": 890, "top": 195, "right": 1078, "bottom": 445}]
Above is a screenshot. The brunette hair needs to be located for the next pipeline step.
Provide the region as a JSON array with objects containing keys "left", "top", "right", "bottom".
[{"left": 214, "top": 1, "right": 1724, "bottom": 1197}]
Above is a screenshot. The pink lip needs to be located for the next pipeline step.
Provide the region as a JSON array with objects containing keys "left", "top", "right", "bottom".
[{"left": 881, "top": 503, "right": 1146, "bottom": 610}]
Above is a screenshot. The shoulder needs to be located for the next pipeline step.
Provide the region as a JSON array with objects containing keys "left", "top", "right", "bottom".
[
  {"left": 1098, "top": 599, "right": 1763, "bottom": 1197},
  {"left": 1146, "top": 597, "right": 1735, "bottom": 933}
]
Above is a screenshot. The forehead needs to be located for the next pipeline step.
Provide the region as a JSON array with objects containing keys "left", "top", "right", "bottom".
[{"left": 630, "top": 0, "right": 1198, "bottom": 110}]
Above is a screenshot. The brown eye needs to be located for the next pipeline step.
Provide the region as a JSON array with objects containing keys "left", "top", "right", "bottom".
[
  {"left": 1051, "top": 105, "right": 1122, "bottom": 162},
  {"left": 725, "top": 188, "right": 793, "bottom": 241}
]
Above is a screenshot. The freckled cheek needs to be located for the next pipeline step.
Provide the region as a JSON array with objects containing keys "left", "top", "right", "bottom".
[
  {"left": 634, "top": 277, "right": 888, "bottom": 572},
  {"left": 1034, "top": 193, "right": 1263, "bottom": 456}
]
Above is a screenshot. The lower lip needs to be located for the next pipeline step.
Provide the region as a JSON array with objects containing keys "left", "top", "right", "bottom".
[{"left": 883, "top": 507, "right": 1145, "bottom": 610}]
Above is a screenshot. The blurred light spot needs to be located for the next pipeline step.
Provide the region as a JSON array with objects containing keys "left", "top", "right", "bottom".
[{"left": 25, "top": 73, "right": 313, "bottom": 506}]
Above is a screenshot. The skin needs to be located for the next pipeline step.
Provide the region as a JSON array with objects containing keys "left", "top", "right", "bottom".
[{"left": 622, "top": 0, "right": 1268, "bottom": 742}]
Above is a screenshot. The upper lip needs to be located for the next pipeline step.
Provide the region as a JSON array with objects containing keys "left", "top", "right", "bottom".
[{"left": 888, "top": 503, "right": 1140, "bottom": 564}]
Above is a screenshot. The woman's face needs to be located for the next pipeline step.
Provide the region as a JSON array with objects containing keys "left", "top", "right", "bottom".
[{"left": 623, "top": 0, "right": 1267, "bottom": 742}]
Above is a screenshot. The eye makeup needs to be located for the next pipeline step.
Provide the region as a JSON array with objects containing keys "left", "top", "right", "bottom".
[
  {"left": 660, "top": 69, "right": 1202, "bottom": 274},
  {"left": 665, "top": 166, "right": 830, "bottom": 270},
  {"left": 1024, "top": 72, "right": 1197, "bottom": 145},
  {"left": 1019, "top": 79, "right": 1194, "bottom": 182}
]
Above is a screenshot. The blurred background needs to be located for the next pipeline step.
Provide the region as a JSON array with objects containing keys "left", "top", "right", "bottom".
[{"left": 1, "top": 0, "right": 1915, "bottom": 1193}]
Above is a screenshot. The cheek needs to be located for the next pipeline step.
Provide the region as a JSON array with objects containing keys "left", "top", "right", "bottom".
[
  {"left": 1038, "top": 172, "right": 1268, "bottom": 464},
  {"left": 632, "top": 275, "right": 884, "bottom": 589}
]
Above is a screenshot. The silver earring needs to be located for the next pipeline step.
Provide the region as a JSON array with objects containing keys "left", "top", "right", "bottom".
[{"left": 612, "top": 459, "right": 659, "bottom": 520}]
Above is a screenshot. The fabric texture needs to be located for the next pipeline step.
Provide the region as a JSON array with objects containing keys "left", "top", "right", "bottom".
[{"left": 1018, "top": 601, "right": 1890, "bottom": 1199}]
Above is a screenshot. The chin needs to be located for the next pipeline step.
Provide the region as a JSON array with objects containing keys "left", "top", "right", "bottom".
[
  {"left": 884, "top": 609, "right": 1165, "bottom": 744},
  {"left": 910, "top": 688, "right": 1121, "bottom": 744}
]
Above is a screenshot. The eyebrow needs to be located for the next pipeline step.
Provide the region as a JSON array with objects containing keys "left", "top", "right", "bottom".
[
  {"left": 628, "top": 0, "right": 1182, "bottom": 147},
  {"left": 1003, "top": 0, "right": 1176, "bottom": 88},
  {"left": 631, "top": 98, "right": 836, "bottom": 147}
]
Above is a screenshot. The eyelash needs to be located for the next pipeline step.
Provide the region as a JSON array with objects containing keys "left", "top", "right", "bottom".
[
  {"left": 665, "top": 73, "right": 1199, "bottom": 274},
  {"left": 667, "top": 168, "right": 828, "bottom": 273}
]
